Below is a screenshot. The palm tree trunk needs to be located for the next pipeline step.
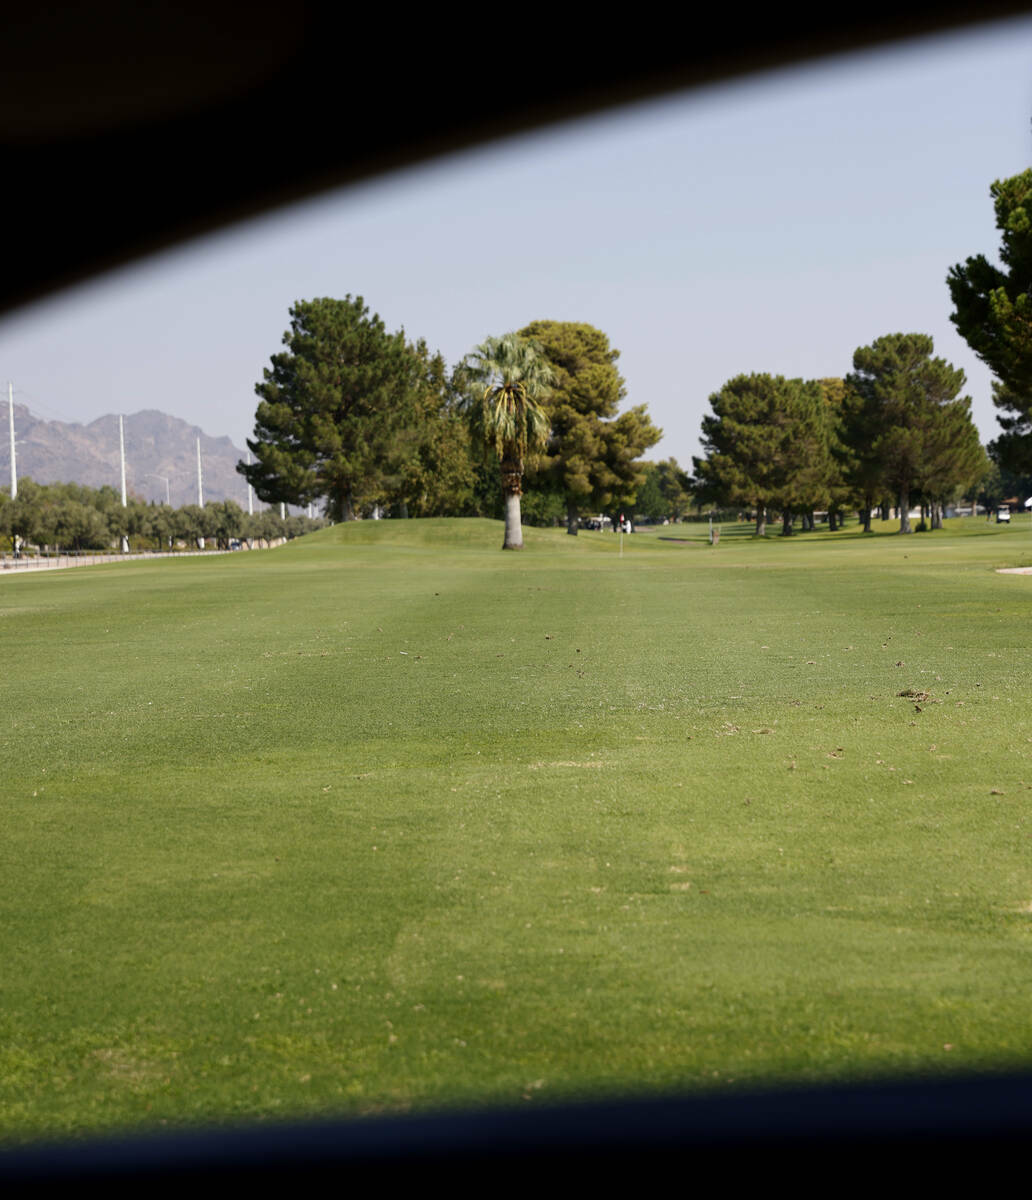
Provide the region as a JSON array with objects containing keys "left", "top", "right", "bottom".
[
  {"left": 503, "top": 494, "right": 523, "bottom": 548},
  {"left": 501, "top": 459, "right": 524, "bottom": 550}
]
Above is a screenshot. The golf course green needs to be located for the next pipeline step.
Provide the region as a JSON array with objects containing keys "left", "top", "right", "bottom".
[{"left": 2, "top": 516, "right": 1032, "bottom": 1142}]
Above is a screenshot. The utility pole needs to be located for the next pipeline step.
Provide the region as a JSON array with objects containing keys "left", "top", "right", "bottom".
[
  {"left": 118, "top": 415, "right": 129, "bottom": 552},
  {"left": 119, "top": 414, "right": 127, "bottom": 506},
  {"left": 8, "top": 381, "right": 16, "bottom": 500},
  {"left": 280, "top": 502, "right": 285, "bottom": 520},
  {"left": 196, "top": 437, "right": 205, "bottom": 549},
  {"left": 7, "top": 382, "right": 17, "bottom": 557}
]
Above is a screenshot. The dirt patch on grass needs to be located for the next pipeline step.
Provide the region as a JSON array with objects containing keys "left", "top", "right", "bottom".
[
  {"left": 91, "top": 1048, "right": 165, "bottom": 1089},
  {"left": 528, "top": 761, "right": 605, "bottom": 769}
]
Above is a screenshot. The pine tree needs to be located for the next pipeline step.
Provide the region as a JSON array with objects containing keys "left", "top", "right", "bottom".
[
  {"left": 837, "top": 375, "right": 886, "bottom": 533},
  {"left": 948, "top": 169, "right": 1032, "bottom": 398},
  {"left": 238, "top": 297, "right": 422, "bottom": 521},
  {"left": 693, "top": 374, "right": 821, "bottom": 536},
  {"left": 987, "top": 380, "right": 1032, "bottom": 479},
  {"left": 845, "top": 333, "right": 971, "bottom": 534},
  {"left": 815, "top": 378, "right": 855, "bottom": 531},
  {"left": 770, "top": 379, "right": 829, "bottom": 534},
  {"left": 919, "top": 401, "right": 986, "bottom": 529},
  {"left": 654, "top": 458, "right": 693, "bottom": 522},
  {"left": 948, "top": 169, "right": 1032, "bottom": 475},
  {"left": 518, "top": 321, "right": 661, "bottom": 533},
  {"left": 386, "top": 341, "right": 475, "bottom": 517}
]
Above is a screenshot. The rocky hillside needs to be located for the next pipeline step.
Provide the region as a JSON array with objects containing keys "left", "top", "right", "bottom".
[{"left": 1, "top": 406, "right": 254, "bottom": 507}]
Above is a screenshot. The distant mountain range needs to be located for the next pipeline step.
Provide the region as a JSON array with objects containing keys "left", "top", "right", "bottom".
[{"left": 1, "top": 406, "right": 256, "bottom": 508}]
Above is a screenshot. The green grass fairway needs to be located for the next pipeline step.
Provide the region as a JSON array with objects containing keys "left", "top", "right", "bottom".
[{"left": 3, "top": 517, "right": 1032, "bottom": 1142}]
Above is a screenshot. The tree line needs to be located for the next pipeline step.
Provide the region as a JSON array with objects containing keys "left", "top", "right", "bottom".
[
  {"left": 238, "top": 301, "right": 663, "bottom": 546},
  {"left": 0, "top": 480, "right": 325, "bottom": 553},
  {"left": 242, "top": 163, "right": 1032, "bottom": 546},
  {"left": 690, "top": 163, "right": 1032, "bottom": 536},
  {"left": 14, "top": 163, "right": 1026, "bottom": 550},
  {"left": 691, "top": 334, "right": 986, "bottom": 535}
]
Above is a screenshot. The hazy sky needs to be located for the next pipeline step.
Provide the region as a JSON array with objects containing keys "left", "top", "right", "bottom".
[{"left": 2, "top": 15, "right": 1031, "bottom": 469}]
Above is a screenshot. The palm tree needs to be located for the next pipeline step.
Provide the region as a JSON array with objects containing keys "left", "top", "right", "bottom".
[{"left": 461, "top": 332, "right": 553, "bottom": 549}]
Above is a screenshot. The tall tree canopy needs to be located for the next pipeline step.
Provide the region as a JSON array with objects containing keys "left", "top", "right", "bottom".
[
  {"left": 769, "top": 380, "right": 834, "bottom": 534},
  {"left": 813, "top": 378, "right": 856, "bottom": 532},
  {"left": 844, "top": 333, "right": 976, "bottom": 533},
  {"left": 949, "top": 169, "right": 1032, "bottom": 474},
  {"left": 459, "top": 332, "right": 553, "bottom": 550},
  {"left": 836, "top": 373, "right": 888, "bottom": 533},
  {"left": 631, "top": 463, "right": 668, "bottom": 522},
  {"left": 517, "top": 320, "right": 661, "bottom": 534},
  {"left": 949, "top": 169, "right": 1032, "bottom": 399},
  {"left": 693, "top": 373, "right": 824, "bottom": 536},
  {"left": 636, "top": 457, "right": 692, "bottom": 522},
  {"left": 987, "top": 377, "right": 1032, "bottom": 478},
  {"left": 239, "top": 296, "right": 423, "bottom": 521},
  {"left": 919, "top": 398, "right": 986, "bottom": 528},
  {"left": 386, "top": 341, "right": 475, "bottom": 518}
]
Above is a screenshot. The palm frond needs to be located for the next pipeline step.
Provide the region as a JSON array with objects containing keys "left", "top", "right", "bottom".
[{"left": 461, "top": 332, "right": 553, "bottom": 463}]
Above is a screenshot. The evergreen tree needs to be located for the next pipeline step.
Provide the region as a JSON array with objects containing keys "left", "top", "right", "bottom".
[
  {"left": 632, "top": 463, "right": 668, "bottom": 522},
  {"left": 239, "top": 297, "right": 422, "bottom": 521},
  {"left": 814, "top": 378, "right": 855, "bottom": 531},
  {"left": 518, "top": 321, "right": 661, "bottom": 533},
  {"left": 654, "top": 458, "right": 693, "bottom": 522},
  {"left": 949, "top": 168, "right": 1032, "bottom": 475},
  {"left": 987, "top": 380, "right": 1032, "bottom": 479},
  {"left": 387, "top": 342, "right": 475, "bottom": 517},
  {"left": 974, "top": 459, "right": 1006, "bottom": 516},
  {"left": 982, "top": 444, "right": 1032, "bottom": 512},
  {"left": 845, "top": 334, "right": 970, "bottom": 534},
  {"left": 693, "top": 374, "right": 821, "bottom": 536},
  {"left": 594, "top": 405, "right": 664, "bottom": 526},
  {"left": 769, "top": 379, "right": 829, "bottom": 534},
  {"left": 918, "top": 400, "right": 986, "bottom": 528},
  {"left": 948, "top": 169, "right": 1032, "bottom": 402},
  {"left": 837, "top": 376, "right": 886, "bottom": 533}
]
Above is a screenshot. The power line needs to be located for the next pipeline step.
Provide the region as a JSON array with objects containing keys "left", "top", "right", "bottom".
[{"left": 1, "top": 386, "right": 82, "bottom": 425}]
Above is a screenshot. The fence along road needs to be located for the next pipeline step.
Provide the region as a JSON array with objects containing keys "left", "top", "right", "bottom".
[{"left": 0, "top": 545, "right": 279, "bottom": 576}]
